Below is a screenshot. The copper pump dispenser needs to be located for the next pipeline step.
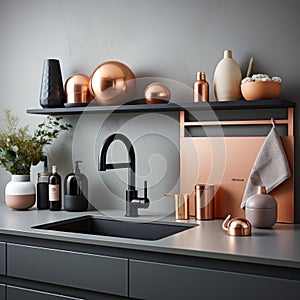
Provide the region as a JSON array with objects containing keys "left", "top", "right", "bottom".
[{"left": 193, "top": 72, "right": 209, "bottom": 102}]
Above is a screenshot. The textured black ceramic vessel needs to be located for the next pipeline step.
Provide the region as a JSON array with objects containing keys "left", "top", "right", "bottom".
[{"left": 39, "top": 59, "right": 65, "bottom": 108}]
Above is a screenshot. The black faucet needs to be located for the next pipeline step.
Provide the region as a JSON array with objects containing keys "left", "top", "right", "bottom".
[{"left": 98, "top": 133, "right": 150, "bottom": 217}]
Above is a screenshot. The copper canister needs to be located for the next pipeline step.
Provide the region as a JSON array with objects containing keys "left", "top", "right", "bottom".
[
  {"left": 174, "top": 194, "right": 189, "bottom": 220},
  {"left": 195, "top": 184, "right": 214, "bottom": 220}
]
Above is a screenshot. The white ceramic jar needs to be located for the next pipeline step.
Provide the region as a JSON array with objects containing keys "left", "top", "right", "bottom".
[{"left": 5, "top": 175, "right": 36, "bottom": 210}]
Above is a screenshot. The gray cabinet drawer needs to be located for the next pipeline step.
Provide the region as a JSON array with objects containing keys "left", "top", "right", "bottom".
[
  {"left": 129, "top": 260, "right": 300, "bottom": 300},
  {"left": 0, "top": 242, "right": 5, "bottom": 275},
  {"left": 7, "top": 243, "right": 128, "bottom": 297},
  {"left": 7, "top": 286, "right": 82, "bottom": 300},
  {"left": 0, "top": 284, "right": 5, "bottom": 300}
]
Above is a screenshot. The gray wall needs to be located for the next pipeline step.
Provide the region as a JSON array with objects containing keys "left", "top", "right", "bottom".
[{"left": 0, "top": 0, "right": 299, "bottom": 220}]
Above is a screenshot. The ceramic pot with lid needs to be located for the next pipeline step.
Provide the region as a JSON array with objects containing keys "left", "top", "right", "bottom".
[{"left": 245, "top": 186, "right": 277, "bottom": 228}]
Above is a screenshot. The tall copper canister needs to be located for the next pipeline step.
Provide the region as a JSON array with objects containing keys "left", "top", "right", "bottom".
[{"left": 195, "top": 184, "right": 214, "bottom": 220}]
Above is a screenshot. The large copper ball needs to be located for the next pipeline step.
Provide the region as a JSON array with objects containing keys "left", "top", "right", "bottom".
[
  {"left": 89, "top": 61, "right": 135, "bottom": 105},
  {"left": 144, "top": 82, "right": 171, "bottom": 104}
]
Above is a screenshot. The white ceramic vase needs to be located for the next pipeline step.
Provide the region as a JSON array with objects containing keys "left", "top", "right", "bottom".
[
  {"left": 213, "top": 50, "right": 242, "bottom": 101},
  {"left": 5, "top": 175, "right": 36, "bottom": 210}
]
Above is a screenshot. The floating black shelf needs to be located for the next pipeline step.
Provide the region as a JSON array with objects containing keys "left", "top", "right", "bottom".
[{"left": 26, "top": 99, "right": 295, "bottom": 115}]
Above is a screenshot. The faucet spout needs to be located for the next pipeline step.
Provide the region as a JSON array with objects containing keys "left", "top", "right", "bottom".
[
  {"left": 98, "top": 133, "right": 150, "bottom": 217},
  {"left": 98, "top": 133, "right": 136, "bottom": 190}
]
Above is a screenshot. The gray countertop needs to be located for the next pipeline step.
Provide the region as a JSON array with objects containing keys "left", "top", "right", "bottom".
[{"left": 0, "top": 203, "right": 300, "bottom": 269}]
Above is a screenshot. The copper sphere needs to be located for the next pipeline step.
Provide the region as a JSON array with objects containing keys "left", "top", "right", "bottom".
[
  {"left": 144, "top": 82, "right": 171, "bottom": 104},
  {"left": 89, "top": 61, "right": 135, "bottom": 105},
  {"left": 65, "top": 73, "right": 93, "bottom": 106}
]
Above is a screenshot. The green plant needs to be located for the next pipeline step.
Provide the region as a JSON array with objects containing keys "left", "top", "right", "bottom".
[{"left": 0, "top": 110, "right": 72, "bottom": 175}]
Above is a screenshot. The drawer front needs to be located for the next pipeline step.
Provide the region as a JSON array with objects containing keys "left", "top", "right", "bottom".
[
  {"left": 130, "top": 260, "right": 300, "bottom": 300},
  {"left": 7, "top": 286, "right": 82, "bottom": 300},
  {"left": 7, "top": 243, "right": 128, "bottom": 297},
  {"left": 0, "top": 284, "right": 5, "bottom": 300},
  {"left": 0, "top": 242, "right": 5, "bottom": 275}
]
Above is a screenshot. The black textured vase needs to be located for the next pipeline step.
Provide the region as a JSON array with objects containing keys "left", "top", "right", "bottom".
[{"left": 39, "top": 59, "right": 65, "bottom": 108}]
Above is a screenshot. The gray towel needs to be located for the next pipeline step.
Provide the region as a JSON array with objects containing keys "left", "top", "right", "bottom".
[{"left": 241, "top": 126, "right": 291, "bottom": 209}]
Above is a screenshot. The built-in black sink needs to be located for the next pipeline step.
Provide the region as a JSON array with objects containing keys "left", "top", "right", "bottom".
[{"left": 32, "top": 215, "right": 198, "bottom": 241}]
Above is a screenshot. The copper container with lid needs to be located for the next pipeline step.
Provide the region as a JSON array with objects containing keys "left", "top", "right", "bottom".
[
  {"left": 65, "top": 73, "right": 93, "bottom": 106},
  {"left": 195, "top": 184, "right": 214, "bottom": 220}
]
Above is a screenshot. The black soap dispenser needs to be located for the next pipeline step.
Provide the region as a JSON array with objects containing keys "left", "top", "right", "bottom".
[{"left": 64, "top": 161, "right": 88, "bottom": 212}]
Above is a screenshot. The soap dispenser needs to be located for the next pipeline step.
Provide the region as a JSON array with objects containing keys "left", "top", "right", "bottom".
[{"left": 64, "top": 161, "right": 88, "bottom": 212}]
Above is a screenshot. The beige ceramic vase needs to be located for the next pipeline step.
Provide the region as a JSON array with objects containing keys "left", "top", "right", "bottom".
[
  {"left": 5, "top": 175, "right": 36, "bottom": 210},
  {"left": 213, "top": 50, "right": 242, "bottom": 101}
]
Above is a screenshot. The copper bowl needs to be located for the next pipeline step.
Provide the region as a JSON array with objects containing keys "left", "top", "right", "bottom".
[
  {"left": 65, "top": 73, "right": 94, "bottom": 106},
  {"left": 241, "top": 81, "right": 281, "bottom": 101},
  {"left": 89, "top": 61, "right": 135, "bottom": 105},
  {"left": 144, "top": 82, "right": 171, "bottom": 104}
]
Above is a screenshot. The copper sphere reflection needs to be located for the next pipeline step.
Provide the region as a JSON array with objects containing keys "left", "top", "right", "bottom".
[
  {"left": 65, "top": 73, "right": 93, "bottom": 106},
  {"left": 89, "top": 61, "right": 135, "bottom": 105},
  {"left": 144, "top": 82, "right": 171, "bottom": 104}
]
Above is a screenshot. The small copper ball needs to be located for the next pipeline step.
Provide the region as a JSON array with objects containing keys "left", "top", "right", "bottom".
[{"left": 144, "top": 82, "right": 171, "bottom": 104}]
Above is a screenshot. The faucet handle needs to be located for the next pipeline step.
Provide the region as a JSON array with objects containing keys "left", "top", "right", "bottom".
[{"left": 144, "top": 181, "right": 147, "bottom": 199}]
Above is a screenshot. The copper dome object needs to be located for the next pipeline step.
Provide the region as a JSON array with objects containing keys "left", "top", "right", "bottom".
[{"left": 65, "top": 73, "right": 93, "bottom": 106}]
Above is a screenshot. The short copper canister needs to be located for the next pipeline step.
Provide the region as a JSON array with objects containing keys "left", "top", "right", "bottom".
[
  {"left": 195, "top": 184, "right": 214, "bottom": 220},
  {"left": 174, "top": 194, "right": 189, "bottom": 220}
]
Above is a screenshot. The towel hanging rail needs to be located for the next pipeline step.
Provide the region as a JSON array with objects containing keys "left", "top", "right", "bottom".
[
  {"left": 181, "top": 108, "right": 294, "bottom": 137},
  {"left": 183, "top": 119, "right": 289, "bottom": 126}
]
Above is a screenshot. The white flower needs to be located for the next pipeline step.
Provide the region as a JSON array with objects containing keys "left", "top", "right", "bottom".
[
  {"left": 11, "top": 145, "right": 18, "bottom": 152},
  {"left": 260, "top": 77, "right": 272, "bottom": 82},
  {"left": 241, "top": 77, "right": 252, "bottom": 84},
  {"left": 272, "top": 76, "right": 282, "bottom": 83},
  {"left": 252, "top": 74, "right": 269, "bottom": 80}
]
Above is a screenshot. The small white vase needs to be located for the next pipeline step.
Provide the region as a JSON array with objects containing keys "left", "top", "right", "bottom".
[
  {"left": 5, "top": 175, "right": 36, "bottom": 210},
  {"left": 213, "top": 50, "right": 242, "bottom": 101}
]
